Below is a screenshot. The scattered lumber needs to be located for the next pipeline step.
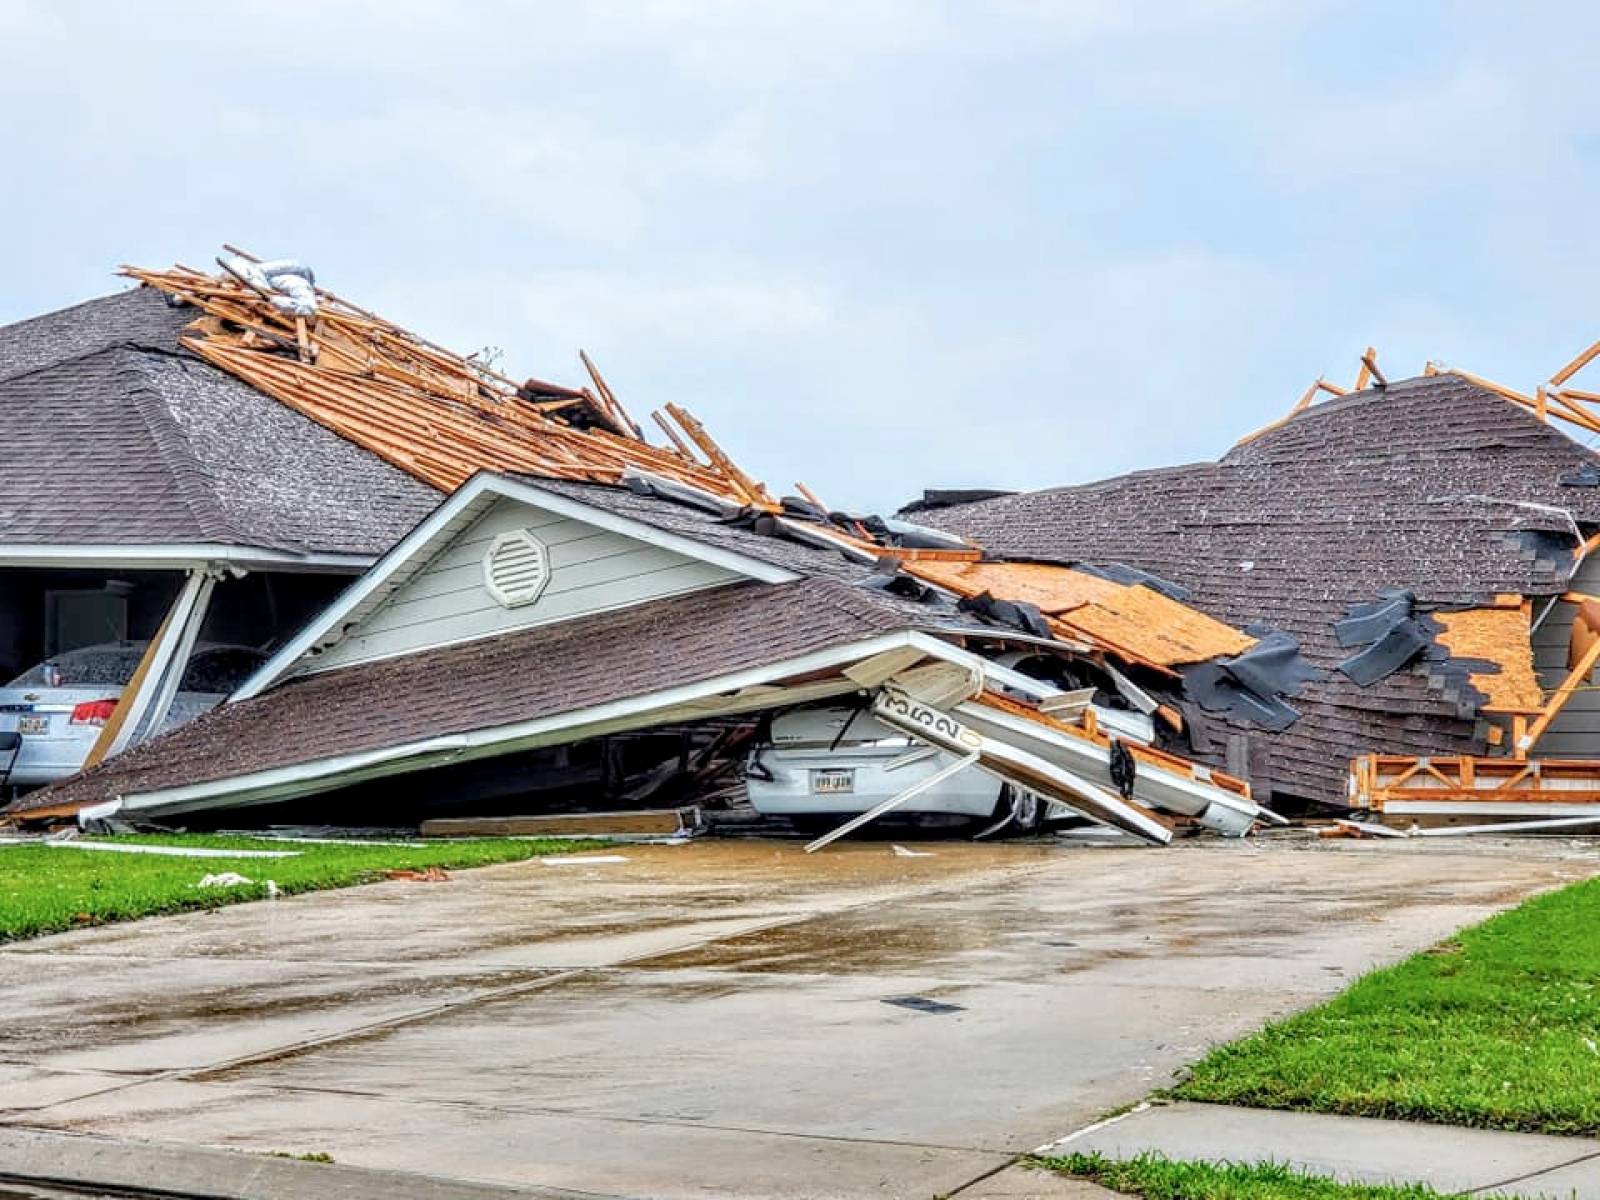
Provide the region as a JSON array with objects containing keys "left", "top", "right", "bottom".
[{"left": 420, "top": 809, "right": 697, "bottom": 839}]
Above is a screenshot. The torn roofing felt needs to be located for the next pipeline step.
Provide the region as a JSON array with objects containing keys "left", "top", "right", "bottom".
[
  {"left": 912, "top": 372, "right": 1600, "bottom": 805},
  {"left": 1334, "top": 591, "right": 1432, "bottom": 687},
  {"left": 0, "top": 288, "right": 441, "bottom": 556},
  {"left": 1183, "top": 630, "right": 1323, "bottom": 732}
]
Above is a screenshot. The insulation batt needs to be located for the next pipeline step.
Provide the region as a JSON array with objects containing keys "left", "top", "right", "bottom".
[{"left": 219, "top": 254, "right": 319, "bottom": 318}]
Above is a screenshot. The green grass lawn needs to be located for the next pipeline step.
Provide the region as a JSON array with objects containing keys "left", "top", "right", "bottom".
[
  {"left": 0, "top": 833, "right": 603, "bottom": 942},
  {"left": 1174, "top": 873, "right": 1600, "bottom": 1135},
  {"left": 1033, "top": 1152, "right": 1465, "bottom": 1200}
]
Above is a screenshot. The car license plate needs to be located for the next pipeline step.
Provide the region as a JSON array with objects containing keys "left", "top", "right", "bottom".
[
  {"left": 810, "top": 768, "right": 855, "bottom": 795},
  {"left": 17, "top": 716, "right": 48, "bottom": 735}
]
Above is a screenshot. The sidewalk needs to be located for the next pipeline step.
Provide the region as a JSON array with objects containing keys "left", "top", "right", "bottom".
[{"left": 1040, "top": 1102, "right": 1600, "bottom": 1197}]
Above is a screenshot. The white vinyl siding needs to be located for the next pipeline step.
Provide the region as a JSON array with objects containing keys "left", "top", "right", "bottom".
[
  {"left": 1532, "top": 555, "right": 1600, "bottom": 758},
  {"left": 307, "top": 496, "right": 742, "bottom": 672}
]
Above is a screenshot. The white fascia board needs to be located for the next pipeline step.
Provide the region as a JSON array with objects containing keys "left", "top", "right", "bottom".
[
  {"left": 122, "top": 629, "right": 935, "bottom": 814},
  {"left": 233, "top": 472, "right": 803, "bottom": 701},
  {"left": 0, "top": 544, "right": 372, "bottom": 572},
  {"left": 1380, "top": 798, "right": 1600, "bottom": 818}
]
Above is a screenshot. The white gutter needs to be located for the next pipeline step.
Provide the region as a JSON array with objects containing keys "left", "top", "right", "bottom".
[{"left": 0, "top": 544, "right": 373, "bottom": 572}]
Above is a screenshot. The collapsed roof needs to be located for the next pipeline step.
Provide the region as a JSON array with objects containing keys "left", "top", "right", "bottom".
[
  {"left": 910, "top": 372, "right": 1600, "bottom": 806},
  {"left": 17, "top": 468, "right": 1271, "bottom": 843}
]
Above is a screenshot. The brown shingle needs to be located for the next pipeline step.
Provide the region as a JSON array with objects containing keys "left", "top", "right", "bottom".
[{"left": 0, "top": 289, "right": 442, "bottom": 556}]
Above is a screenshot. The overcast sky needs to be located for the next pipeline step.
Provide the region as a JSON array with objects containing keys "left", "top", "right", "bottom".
[{"left": 5, "top": 2, "right": 1600, "bottom": 512}]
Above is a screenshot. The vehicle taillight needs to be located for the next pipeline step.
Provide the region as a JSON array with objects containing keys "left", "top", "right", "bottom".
[{"left": 69, "top": 700, "right": 118, "bottom": 727}]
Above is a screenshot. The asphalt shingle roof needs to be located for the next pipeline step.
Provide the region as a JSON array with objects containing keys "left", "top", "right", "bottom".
[
  {"left": 0, "top": 288, "right": 442, "bottom": 556},
  {"left": 520, "top": 476, "right": 878, "bottom": 583},
  {"left": 914, "top": 373, "right": 1600, "bottom": 805}
]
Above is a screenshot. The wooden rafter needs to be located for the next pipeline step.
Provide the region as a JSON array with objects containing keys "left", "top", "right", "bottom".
[{"left": 123, "top": 258, "right": 772, "bottom": 507}]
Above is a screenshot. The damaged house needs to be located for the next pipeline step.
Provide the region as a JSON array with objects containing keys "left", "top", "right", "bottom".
[
  {"left": 910, "top": 362, "right": 1600, "bottom": 824},
  {"left": 14, "top": 254, "right": 1600, "bottom": 839},
  {"left": 6, "top": 256, "right": 1299, "bottom": 845}
]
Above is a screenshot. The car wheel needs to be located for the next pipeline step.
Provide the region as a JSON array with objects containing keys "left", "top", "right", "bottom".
[{"left": 987, "top": 785, "right": 1044, "bottom": 836}]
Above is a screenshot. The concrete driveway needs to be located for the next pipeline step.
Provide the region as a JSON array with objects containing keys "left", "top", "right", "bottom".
[{"left": 0, "top": 837, "right": 1591, "bottom": 1199}]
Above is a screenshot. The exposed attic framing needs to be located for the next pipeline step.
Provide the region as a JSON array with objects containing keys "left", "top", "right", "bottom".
[
  {"left": 122, "top": 253, "right": 778, "bottom": 507},
  {"left": 1237, "top": 329, "right": 1600, "bottom": 449}
]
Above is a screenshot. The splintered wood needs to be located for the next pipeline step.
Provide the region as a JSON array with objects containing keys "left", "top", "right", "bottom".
[{"left": 121, "top": 259, "right": 776, "bottom": 507}]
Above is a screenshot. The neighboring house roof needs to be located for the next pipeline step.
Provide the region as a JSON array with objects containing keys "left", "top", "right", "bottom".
[
  {"left": 0, "top": 288, "right": 442, "bottom": 560},
  {"left": 25, "top": 577, "right": 933, "bottom": 815},
  {"left": 912, "top": 373, "right": 1600, "bottom": 805}
]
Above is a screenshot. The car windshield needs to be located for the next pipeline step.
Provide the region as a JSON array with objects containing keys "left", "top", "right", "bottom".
[
  {"left": 178, "top": 647, "right": 265, "bottom": 694},
  {"left": 7, "top": 644, "right": 148, "bottom": 688}
]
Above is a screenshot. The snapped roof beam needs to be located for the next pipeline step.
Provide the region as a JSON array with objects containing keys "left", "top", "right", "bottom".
[
  {"left": 1550, "top": 335, "right": 1600, "bottom": 388},
  {"left": 1360, "top": 346, "right": 1386, "bottom": 390}
]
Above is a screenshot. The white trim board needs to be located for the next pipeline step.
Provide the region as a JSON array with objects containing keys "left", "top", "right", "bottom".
[
  {"left": 0, "top": 544, "right": 372, "bottom": 572},
  {"left": 232, "top": 472, "right": 802, "bottom": 701}
]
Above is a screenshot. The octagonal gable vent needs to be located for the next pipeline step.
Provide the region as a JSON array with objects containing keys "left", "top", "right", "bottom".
[{"left": 483, "top": 529, "right": 552, "bottom": 608}]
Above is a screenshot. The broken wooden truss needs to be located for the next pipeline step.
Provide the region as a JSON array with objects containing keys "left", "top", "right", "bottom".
[
  {"left": 1349, "top": 590, "right": 1600, "bottom": 823},
  {"left": 1241, "top": 330, "right": 1600, "bottom": 446}
]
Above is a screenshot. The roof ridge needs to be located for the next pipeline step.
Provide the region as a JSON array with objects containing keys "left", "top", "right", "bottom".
[
  {"left": 0, "top": 336, "right": 190, "bottom": 387},
  {"left": 1230, "top": 372, "right": 1600, "bottom": 464},
  {"left": 0, "top": 286, "right": 137, "bottom": 336},
  {"left": 117, "top": 350, "right": 246, "bottom": 545}
]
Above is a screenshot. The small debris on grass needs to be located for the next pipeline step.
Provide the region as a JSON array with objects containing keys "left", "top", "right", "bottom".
[
  {"left": 197, "top": 872, "right": 254, "bottom": 888},
  {"left": 384, "top": 866, "right": 450, "bottom": 882}
]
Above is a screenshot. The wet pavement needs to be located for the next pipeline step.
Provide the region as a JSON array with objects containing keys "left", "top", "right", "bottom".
[{"left": 0, "top": 836, "right": 1593, "bottom": 1199}]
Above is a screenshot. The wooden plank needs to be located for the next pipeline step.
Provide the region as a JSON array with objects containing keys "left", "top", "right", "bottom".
[
  {"left": 81, "top": 609, "right": 174, "bottom": 770},
  {"left": 420, "top": 809, "right": 693, "bottom": 838}
]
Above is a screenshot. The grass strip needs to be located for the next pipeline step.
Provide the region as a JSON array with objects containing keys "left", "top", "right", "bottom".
[
  {"left": 0, "top": 833, "right": 605, "bottom": 941},
  {"left": 1033, "top": 1151, "right": 1465, "bottom": 1200},
  {"left": 1173, "top": 873, "right": 1600, "bottom": 1135}
]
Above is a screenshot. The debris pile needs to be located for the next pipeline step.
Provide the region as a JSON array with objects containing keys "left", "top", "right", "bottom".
[{"left": 125, "top": 250, "right": 765, "bottom": 501}]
